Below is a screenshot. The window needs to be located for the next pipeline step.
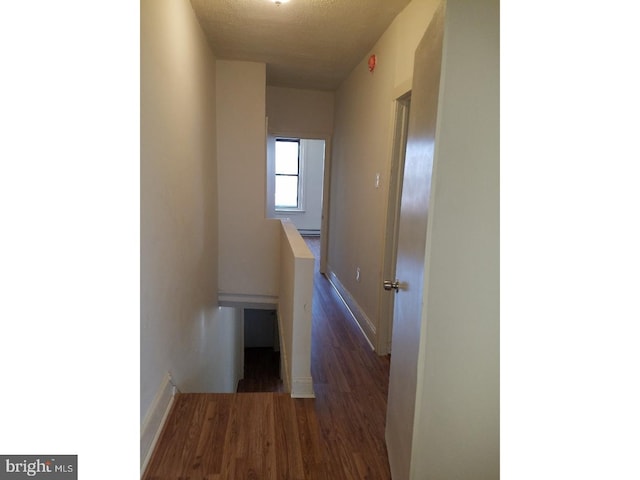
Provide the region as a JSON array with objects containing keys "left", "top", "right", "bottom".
[{"left": 275, "top": 139, "right": 301, "bottom": 209}]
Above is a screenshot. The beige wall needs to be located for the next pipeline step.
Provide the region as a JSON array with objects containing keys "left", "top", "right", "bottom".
[
  {"left": 141, "top": 0, "right": 243, "bottom": 422},
  {"left": 266, "top": 86, "right": 335, "bottom": 136},
  {"left": 328, "top": 0, "right": 441, "bottom": 347},
  {"left": 217, "top": 60, "right": 281, "bottom": 303}
]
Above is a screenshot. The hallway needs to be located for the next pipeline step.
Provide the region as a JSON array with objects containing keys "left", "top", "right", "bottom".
[{"left": 143, "top": 237, "right": 392, "bottom": 479}]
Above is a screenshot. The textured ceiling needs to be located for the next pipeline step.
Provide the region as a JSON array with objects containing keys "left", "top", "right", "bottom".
[{"left": 190, "top": 0, "right": 412, "bottom": 91}]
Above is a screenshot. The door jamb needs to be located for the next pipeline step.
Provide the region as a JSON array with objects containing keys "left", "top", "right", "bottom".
[{"left": 377, "top": 93, "right": 411, "bottom": 354}]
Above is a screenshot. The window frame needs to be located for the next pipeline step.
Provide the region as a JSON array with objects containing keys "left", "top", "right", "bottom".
[{"left": 274, "top": 138, "right": 305, "bottom": 212}]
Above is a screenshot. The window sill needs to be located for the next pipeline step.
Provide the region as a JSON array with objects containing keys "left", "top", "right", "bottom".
[{"left": 275, "top": 207, "right": 306, "bottom": 214}]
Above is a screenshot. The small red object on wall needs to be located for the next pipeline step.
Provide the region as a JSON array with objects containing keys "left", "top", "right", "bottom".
[{"left": 368, "top": 54, "right": 377, "bottom": 73}]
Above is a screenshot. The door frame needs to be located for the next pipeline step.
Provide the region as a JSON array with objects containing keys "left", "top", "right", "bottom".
[
  {"left": 377, "top": 93, "right": 411, "bottom": 354},
  {"left": 266, "top": 129, "right": 332, "bottom": 274}
]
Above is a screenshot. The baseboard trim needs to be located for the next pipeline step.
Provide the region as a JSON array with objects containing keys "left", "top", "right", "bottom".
[
  {"left": 326, "top": 267, "right": 376, "bottom": 350},
  {"left": 299, "top": 229, "right": 321, "bottom": 236},
  {"left": 140, "top": 373, "right": 177, "bottom": 477},
  {"left": 291, "top": 377, "right": 315, "bottom": 398}
]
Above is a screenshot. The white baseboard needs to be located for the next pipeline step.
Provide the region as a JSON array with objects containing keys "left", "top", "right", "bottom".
[
  {"left": 327, "top": 267, "right": 376, "bottom": 350},
  {"left": 299, "top": 229, "right": 321, "bottom": 236},
  {"left": 291, "top": 377, "right": 315, "bottom": 398},
  {"left": 140, "top": 373, "right": 177, "bottom": 477}
]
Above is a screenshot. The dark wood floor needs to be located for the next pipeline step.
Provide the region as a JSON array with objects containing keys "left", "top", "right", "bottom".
[
  {"left": 143, "top": 236, "right": 392, "bottom": 479},
  {"left": 236, "top": 347, "right": 284, "bottom": 393}
]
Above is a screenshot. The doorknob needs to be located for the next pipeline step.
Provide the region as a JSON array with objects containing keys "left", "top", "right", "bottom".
[{"left": 383, "top": 279, "right": 400, "bottom": 292}]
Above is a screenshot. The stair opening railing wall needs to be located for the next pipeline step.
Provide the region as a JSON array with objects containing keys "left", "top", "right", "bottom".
[{"left": 278, "top": 219, "right": 315, "bottom": 398}]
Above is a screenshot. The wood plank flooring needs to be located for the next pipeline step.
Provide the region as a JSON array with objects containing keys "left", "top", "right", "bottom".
[
  {"left": 143, "top": 237, "right": 392, "bottom": 479},
  {"left": 236, "top": 347, "right": 284, "bottom": 393}
]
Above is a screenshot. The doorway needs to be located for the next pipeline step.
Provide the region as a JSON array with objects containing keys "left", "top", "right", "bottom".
[
  {"left": 237, "top": 308, "right": 283, "bottom": 392},
  {"left": 266, "top": 132, "right": 332, "bottom": 274},
  {"left": 378, "top": 93, "right": 411, "bottom": 354}
]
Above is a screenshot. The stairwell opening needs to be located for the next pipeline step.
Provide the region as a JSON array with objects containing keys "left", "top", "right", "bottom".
[{"left": 237, "top": 308, "right": 283, "bottom": 392}]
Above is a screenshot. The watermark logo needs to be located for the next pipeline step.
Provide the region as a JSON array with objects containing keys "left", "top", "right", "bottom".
[{"left": 0, "top": 456, "right": 76, "bottom": 479}]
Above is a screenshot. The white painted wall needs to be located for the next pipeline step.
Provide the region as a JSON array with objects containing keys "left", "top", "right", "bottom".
[
  {"left": 298, "top": 139, "right": 325, "bottom": 233},
  {"left": 206, "top": 307, "right": 244, "bottom": 392},
  {"left": 278, "top": 220, "right": 315, "bottom": 398},
  {"left": 141, "top": 0, "right": 244, "bottom": 426},
  {"left": 216, "top": 61, "right": 281, "bottom": 304},
  {"left": 410, "top": 0, "right": 499, "bottom": 478},
  {"left": 328, "top": 0, "right": 441, "bottom": 350}
]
